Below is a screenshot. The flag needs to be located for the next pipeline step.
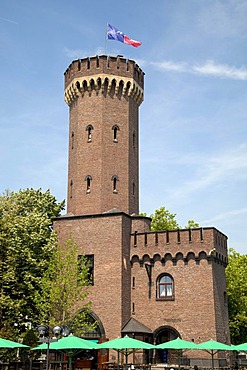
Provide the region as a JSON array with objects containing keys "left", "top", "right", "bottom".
[{"left": 107, "top": 23, "right": 142, "bottom": 48}]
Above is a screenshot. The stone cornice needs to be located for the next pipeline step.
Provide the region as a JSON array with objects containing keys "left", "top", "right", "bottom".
[{"left": 64, "top": 74, "right": 144, "bottom": 106}]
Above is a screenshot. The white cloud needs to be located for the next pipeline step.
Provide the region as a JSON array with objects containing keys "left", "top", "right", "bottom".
[
  {"left": 150, "top": 61, "right": 188, "bottom": 73},
  {"left": 0, "top": 16, "right": 18, "bottom": 24},
  {"left": 193, "top": 60, "right": 247, "bottom": 80},
  {"left": 201, "top": 207, "right": 247, "bottom": 225},
  {"left": 170, "top": 144, "right": 247, "bottom": 199},
  {"left": 151, "top": 60, "right": 247, "bottom": 80}
]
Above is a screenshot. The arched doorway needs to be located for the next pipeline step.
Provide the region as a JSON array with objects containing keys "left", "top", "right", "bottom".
[
  {"left": 71, "top": 310, "right": 105, "bottom": 340},
  {"left": 71, "top": 311, "right": 107, "bottom": 370},
  {"left": 153, "top": 326, "right": 180, "bottom": 364}
]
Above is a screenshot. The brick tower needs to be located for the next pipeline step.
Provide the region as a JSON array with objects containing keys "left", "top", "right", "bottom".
[
  {"left": 54, "top": 55, "right": 230, "bottom": 368},
  {"left": 64, "top": 55, "right": 144, "bottom": 216}
]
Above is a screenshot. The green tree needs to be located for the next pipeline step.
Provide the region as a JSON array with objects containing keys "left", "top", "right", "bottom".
[
  {"left": 226, "top": 248, "right": 247, "bottom": 344},
  {"left": 0, "top": 188, "right": 65, "bottom": 337},
  {"left": 150, "top": 206, "right": 180, "bottom": 231},
  {"left": 146, "top": 206, "right": 199, "bottom": 231},
  {"left": 34, "top": 238, "right": 95, "bottom": 336},
  {"left": 184, "top": 219, "right": 200, "bottom": 228}
]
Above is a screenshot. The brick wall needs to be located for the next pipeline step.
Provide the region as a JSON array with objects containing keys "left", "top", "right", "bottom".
[
  {"left": 130, "top": 227, "right": 229, "bottom": 344},
  {"left": 53, "top": 212, "right": 133, "bottom": 339}
]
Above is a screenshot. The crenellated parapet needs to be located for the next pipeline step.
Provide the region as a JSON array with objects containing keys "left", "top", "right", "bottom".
[
  {"left": 131, "top": 227, "right": 228, "bottom": 267},
  {"left": 64, "top": 55, "right": 144, "bottom": 106}
]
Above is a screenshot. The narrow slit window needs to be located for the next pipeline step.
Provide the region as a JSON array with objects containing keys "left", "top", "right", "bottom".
[
  {"left": 132, "top": 276, "right": 135, "bottom": 288},
  {"left": 70, "top": 179, "right": 73, "bottom": 198},
  {"left": 86, "top": 125, "right": 94, "bottom": 142},
  {"left": 85, "top": 175, "right": 92, "bottom": 193},
  {"left": 71, "top": 131, "right": 74, "bottom": 149},
  {"left": 112, "top": 125, "right": 119, "bottom": 142},
  {"left": 133, "top": 131, "right": 136, "bottom": 148},
  {"left": 87, "top": 178, "right": 90, "bottom": 191},
  {"left": 112, "top": 175, "right": 119, "bottom": 193}
]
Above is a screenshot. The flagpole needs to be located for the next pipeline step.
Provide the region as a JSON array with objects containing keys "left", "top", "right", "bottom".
[{"left": 104, "top": 22, "right": 108, "bottom": 55}]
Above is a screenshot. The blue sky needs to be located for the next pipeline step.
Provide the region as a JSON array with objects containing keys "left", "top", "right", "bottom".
[{"left": 1, "top": 0, "right": 247, "bottom": 255}]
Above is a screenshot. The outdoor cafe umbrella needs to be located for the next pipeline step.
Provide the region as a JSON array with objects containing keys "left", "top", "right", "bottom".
[
  {"left": 98, "top": 335, "right": 155, "bottom": 365},
  {"left": 156, "top": 337, "right": 198, "bottom": 370},
  {"left": 196, "top": 339, "right": 233, "bottom": 370},
  {"left": 32, "top": 334, "right": 99, "bottom": 370},
  {"left": 0, "top": 337, "right": 29, "bottom": 348},
  {"left": 233, "top": 342, "right": 247, "bottom": 351}
]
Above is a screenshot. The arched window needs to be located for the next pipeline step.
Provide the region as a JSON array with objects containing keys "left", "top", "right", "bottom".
[
  {"left": 112, "top": 125, "right": 120, "bottom": 142},
  {"left": 86, "top": 125, "right": 94, "bottom": 142},
  {"left": 157, "top": 274, "right": 174, "bottom": 300},
  {"left": 111, "top": 175, "right": 119, "bottom": 193},
  {"left": 85, "top": 175, "right": 92, "bottom": 193}
]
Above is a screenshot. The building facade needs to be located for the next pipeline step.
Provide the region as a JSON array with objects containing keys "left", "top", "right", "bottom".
[{"left": 53, "top": 55, "right": 230, "bottom": 366}]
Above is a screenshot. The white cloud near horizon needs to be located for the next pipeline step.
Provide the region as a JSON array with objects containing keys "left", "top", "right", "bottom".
[
  {"left": 201, "top": 207, "right": 247, "bottom": 225},
  {"left": 168, "top": 143, "right": 247, "bottom": 199},
  {"left": 151, "top": 60, "right": 247, "bottom": 80}
]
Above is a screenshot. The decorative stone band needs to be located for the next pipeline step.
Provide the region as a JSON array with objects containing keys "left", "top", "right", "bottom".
[{"left": 64, "top": 74, "right": 144, "bottom": 106}]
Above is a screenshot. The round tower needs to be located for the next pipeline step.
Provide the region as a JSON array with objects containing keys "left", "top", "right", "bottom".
[{"left": 64, "top": 55, "right": 144, "bottom": 216}]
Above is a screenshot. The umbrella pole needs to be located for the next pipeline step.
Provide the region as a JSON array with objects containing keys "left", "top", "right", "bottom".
[
  {"left": 211, "top": 350, "right": 214, "bottom": 370},
  {"left": 45, "top": 340, "right": 50, "bottom": 370},
  {"left": 118, "top": 350, "right": 120, "bottom": 370},
  {"left": 178, "top": 350, "right": 181, "bottom": 370},
  {"left": 68, "top": 353, "right": 73, "bottom": 370},
  {"left": 124, "top": 349, "right": 128, "bottom": 370}
]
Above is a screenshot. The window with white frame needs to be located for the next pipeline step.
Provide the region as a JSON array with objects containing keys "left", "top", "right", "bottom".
[{"left": 157, "top": 274, "right": 174, "bottom": 300}]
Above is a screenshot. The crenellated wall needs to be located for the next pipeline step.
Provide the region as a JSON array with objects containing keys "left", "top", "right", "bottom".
[
  {"left": 64, "top": 55, "right": 144, "bottom": 87},
  {"left": 130, "top": 227, "right": 228, "bottom": 266},
  {"left": 130, "top": 226, "right": 230, "bottom": 347},
  {"left": 64, "top": 55, "right": 144, "bottom": 106}
]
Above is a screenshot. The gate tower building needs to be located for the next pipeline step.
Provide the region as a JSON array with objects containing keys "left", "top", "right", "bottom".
[{"left": 53, "top": 55, "right": 230, "bottom": 367}]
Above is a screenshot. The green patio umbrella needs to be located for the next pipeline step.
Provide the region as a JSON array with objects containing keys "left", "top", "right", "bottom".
[
  {"left": 156, "top": 337, "right": 198, "bottom": 369},
  {"left": 196, "top": 339, "right": 233, "bottom": 370},
  {"left": 32, "top": 334, "right": 99, "bottom": 351},
  {"left": 98, "top": 335, "right": 155, "bottom": 365},
  {"left": 233, "top": 342, "right": 247, "bottom": 351},
  {"left": 0, "top": 337, "right": 29, "bottom": 348},
  {"left": 32, "top": 334, "right": 99, "bottom": 370},
  {"left": 156, "top": 337, "right": 198, "bottom": 350}
]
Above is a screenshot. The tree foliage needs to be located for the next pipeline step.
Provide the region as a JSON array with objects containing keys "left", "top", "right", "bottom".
[
  {"left": 150, "top": 207, "right": 180, "bottom": 231},
  {"left": 142, "top": 206, "right": 199, "bottom": 231},
  {"left": 0, "top": 188, "right": 65, "bottom": 338},
  {"left": 226, "top": 248, "right": 247, "bottom": 344},
  {"left": 34, "top": 238, "right": 94, "bottom": 335}
]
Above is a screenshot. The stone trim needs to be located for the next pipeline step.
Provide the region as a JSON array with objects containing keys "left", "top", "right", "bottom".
[{"left": 64, "top": 74, "right": 144, "bottom": 106}]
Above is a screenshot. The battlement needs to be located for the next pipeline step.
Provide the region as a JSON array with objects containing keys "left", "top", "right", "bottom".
[
  {"left": 64, "top": 55, "right": 144, "bottom": 88},
  {"left": 130, "top": 227, "right": 228, "bottom": 266},
  {"left": 64, "top": 55, "right": 144, "bottom": 106}
]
